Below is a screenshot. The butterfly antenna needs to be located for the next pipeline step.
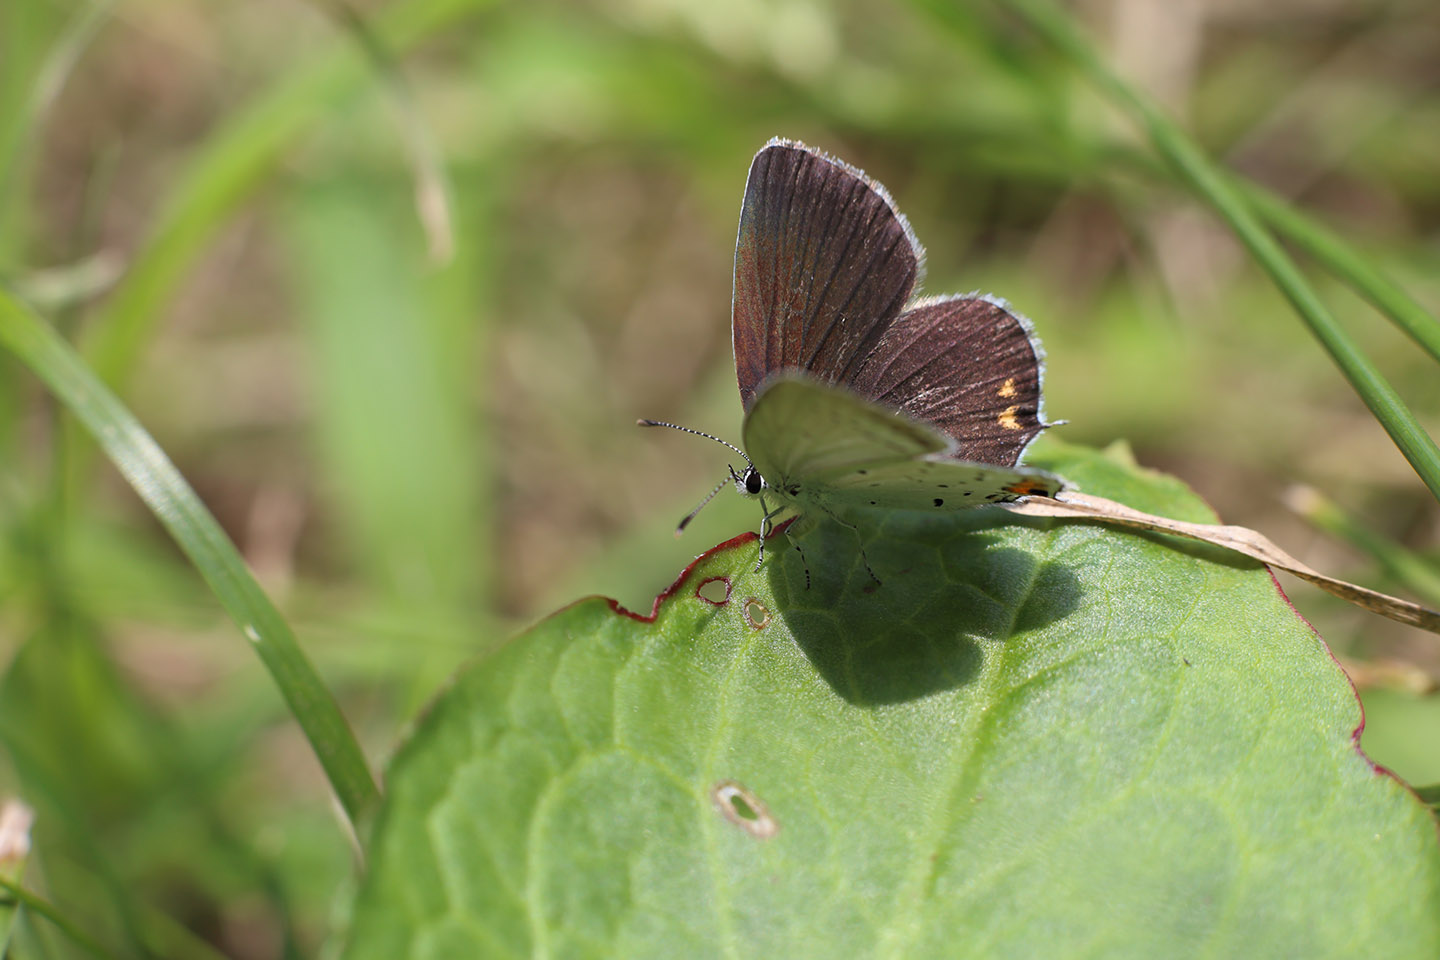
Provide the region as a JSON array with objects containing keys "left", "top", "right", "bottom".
[
  {"left": 639, "top": 419, "right": 756, "bottom": 535},
  {"left": 635, "top": 419, "right": 753, "bottom": 467},
  {"left": 674, "top": 474, "right": 730, "bottom": 536}
]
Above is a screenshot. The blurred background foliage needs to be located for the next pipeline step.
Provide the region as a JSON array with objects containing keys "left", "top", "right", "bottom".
[{"left": 0, "top": 0, "right": 1438, "bottom": 954}]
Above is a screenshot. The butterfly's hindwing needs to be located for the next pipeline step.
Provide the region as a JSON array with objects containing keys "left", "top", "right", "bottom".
[
  {"left": 732, "top": 140, "right": 922, "bottom": 412},
  {"left": 808, "top": 457, "right": 1063, "bottom": 511},
  {"left": 849, "top": 294, "right": 1048, "bottom": 466}
]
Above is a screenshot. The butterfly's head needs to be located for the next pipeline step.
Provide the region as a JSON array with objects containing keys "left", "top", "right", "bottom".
[
  {"left": 637, "top": 417, "right": 766, "bottom": 533},
  {"left": 730, "top": 463, "right": 767, "bottom": 499}
]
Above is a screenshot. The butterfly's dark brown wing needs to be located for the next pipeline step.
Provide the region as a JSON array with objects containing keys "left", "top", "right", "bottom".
[
  {"left": 847, "top": 294, "right": 1048, "bottom": 466},
  {"left": 732, "top": 140, "right": 922, "bottom": 412}
]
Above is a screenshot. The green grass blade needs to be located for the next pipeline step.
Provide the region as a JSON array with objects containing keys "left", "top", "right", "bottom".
[
  {"left": 0, "top": 0, "right": 112, "bottom": 207},
  {"left": 993, "top": 0, "right": 1440, "bottom": 504},
  {"left": 82, "top": 0, "right": 487, "bottom": 390},
  {"left": 0, "top": 287, "right": 379, "bottom": 827},
  {"left": 321, "top": 1, "right": 456, "bottom": 264},
  {"left": 0, "top": 875, "right": 117, "bottom": 960},
  {"left": 0, "top": 801, "right": 32, "bottom": 955},
  {"left": 61, "top": 0, "right": 491, "bottom": 520},
  {"left": 1094, "top": 141, "right": 1440, "bottom": 366},
  {"left": 1285, "top": 485, "right": 1440, "bottom": 607},
  {"left": 1236, "top": 180, "right": 1440, "bottom": 366}
]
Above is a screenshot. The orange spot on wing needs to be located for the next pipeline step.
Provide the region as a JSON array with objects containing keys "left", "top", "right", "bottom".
[
  {"left": 998, "top": 377, "right": 1017, "bottom": 398},
  {"left": 1004, "top": 480, "right": 1052, "bottom": 497},
  {"left": 998, "top": 405, "right": 1022, "bottom": 430}
]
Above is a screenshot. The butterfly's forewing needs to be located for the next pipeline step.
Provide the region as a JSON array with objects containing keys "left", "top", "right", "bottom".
[
  {"left": 732, "top": 140, "right": 922, "bottom": 412},
  {"left": 811, "top": 457, "right": 1063, "bottom": 511},
  {"left": 742, "top": 377, "right": 946, "bottom": 487},
  {"left": 849, "top": 294, "right": 1048, "bottom": 466}
]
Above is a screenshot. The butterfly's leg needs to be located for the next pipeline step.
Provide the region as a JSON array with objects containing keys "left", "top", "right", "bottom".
[
  {"left": 755, "top": 497, "right": 792, "bottom": 572},
  {"left": 781, "top": 512, "right": 817, "bottom": 590},
  {"left": 755, "top": 494, "right": 777, "bottom": 572},
  {"left": 812, "top": 503, "right": 882, "bottom": 586},
  {"left": 755, "top": 502, "right": 768, "bottom": 571},
  {"left": 786, "top": 531, "right": 812, "bottom": 590}
]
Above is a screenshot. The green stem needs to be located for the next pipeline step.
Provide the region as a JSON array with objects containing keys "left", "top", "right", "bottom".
[
  {"left": 0, "top": 875, "right": 117, "bottom": 960},
  {"left": 60, "top": 0, "right": 492, "bottom": 508},
  {"left": 1234, "top": 179, "right": 1440, "bottom": 366},
  {"left": 995, "top": 0, "right": 1440, "bottom": 504},
  {"left": 1101, "top": 141, "right": 1440, "bottom": 367},
  {"left": 0, "top": 288, "right": 379, "bottom": 828},
  {"left": 1286, "top": 485, "right": 1440, "bottom": 607},
  {"left": 82, "top": 0, "right": 486, "bottom": 390}
]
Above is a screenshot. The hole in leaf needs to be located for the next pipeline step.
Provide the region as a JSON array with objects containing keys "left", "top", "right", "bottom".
[
  {"left": 711, "top": 780, "right": 778, "bottom": 839},
  {"left": 743, "top": 599, "right": 769, "bottom": 629},
  {"left": 696, "top": 577, "right": 731, "bottom": 605},
  {"left": 728, "top": 793, "right": 758, "bottom": 819}
]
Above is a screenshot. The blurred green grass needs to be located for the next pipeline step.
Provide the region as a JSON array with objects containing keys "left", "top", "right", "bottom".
[{"left": 1, "top": 0, "right": 1438, "bottom": 954}]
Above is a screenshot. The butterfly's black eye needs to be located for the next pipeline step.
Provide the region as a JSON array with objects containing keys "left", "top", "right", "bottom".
[{"left": 745, "top": 468, "right": 764, "bottom": 495}]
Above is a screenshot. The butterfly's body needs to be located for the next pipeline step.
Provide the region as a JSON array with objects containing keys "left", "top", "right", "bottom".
[{"left": 644, "top": 138, "right": 1064, "bottom": 582}]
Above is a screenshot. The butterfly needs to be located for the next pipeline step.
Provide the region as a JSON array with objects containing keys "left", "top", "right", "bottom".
[{"left": 641, "top": 138, "right": 1064, "bottom": 585}]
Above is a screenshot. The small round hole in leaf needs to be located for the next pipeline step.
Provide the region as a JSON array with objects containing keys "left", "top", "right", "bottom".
[
  {"left": 711, "top": 780, "right": 778, "bottom": 839},
  {"left": 743, "top": 599, "right": 769, "bottom": 629},
  {"left": 696, "top": 577, "right": 731, "bottom": 605}
]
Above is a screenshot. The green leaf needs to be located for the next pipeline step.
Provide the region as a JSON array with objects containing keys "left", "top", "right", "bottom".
[{"left": 342, "top": 442, "right": 1440, "bottom": 957}]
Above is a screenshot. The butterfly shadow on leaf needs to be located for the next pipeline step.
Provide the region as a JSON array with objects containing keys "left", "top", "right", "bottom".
[{"left": 765, "top": 510, "right": 1083, "bottom": 706}]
